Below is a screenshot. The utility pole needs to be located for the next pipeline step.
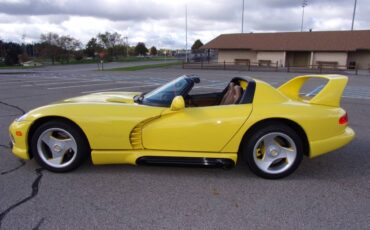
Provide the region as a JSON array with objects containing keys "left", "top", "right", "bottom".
[
  {"left": 185, "top": 4, "right": 188, "bottom": 63},
  {"left": 124, "top": 36, "right": 128, "bottom": 57},
  {"left": 301, "top": 0, "right": 308, "bottom": 32},
  {"left": 351, "top": 0, "right": 357, "bottom": 31},
  {"left": 241, "top": 0, "right": 245, "bottom": 33}
]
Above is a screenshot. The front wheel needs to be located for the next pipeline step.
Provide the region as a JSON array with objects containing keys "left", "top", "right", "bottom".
[
  {"left": 31, "top": 120, "right": 90, "bottom": 172},
  {"left": 242, "top": 124, "right": 303, "bottom": 179}
]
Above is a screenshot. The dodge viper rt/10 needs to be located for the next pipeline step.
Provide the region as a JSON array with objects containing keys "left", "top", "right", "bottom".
[{"left": 9, "top": 74, "right": 355, "bottom": 179}]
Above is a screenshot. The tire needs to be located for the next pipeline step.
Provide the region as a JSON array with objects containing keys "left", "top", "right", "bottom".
[
  {"left": 31, "top": 120, "right": 89, "bottom": 173},
  {"left": 242, "top": 123, "right": 303, "bottom": 179}
]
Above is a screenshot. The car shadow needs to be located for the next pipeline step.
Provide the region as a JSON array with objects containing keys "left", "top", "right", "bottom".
[{"left": 73, "top": 139, "right": 368, "bottom": 182}]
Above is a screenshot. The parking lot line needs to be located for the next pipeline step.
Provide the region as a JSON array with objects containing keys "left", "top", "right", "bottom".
[
  {"left": 47, "top": 82, "right": 126, "bottom": 90},
  {"left": 0, "top": 78, "right": 63, "bottom": 85},
  {"left": 81, "top": 83, "right": 161, "bottom": 94},
  {"left": 21, "top": 79, "right": 108, "bottom": 87},
  {"left": 343, "top": 86, "right": 370, "bottom": 100},
  {"left": 195, "top": 82, "right": 227, "bottom": 89},
  {"left": 47, "top": 80, "right": 148, "bottom": 90}
]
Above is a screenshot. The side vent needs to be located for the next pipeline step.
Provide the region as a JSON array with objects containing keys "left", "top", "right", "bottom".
[
  {"left": 130, "top": 126, "right": 143, "bottom": 149},
  {"left": 129, "top": 116, "right": 160, "bottom": 149}
]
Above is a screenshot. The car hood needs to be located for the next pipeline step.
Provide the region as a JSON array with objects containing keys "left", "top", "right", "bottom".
[{"left": 60, "top": 92, "right": 141, "bottom": 104}]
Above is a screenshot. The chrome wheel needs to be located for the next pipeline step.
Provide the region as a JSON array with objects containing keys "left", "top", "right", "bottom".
[
  {"left": 253, "top": 132, "right": 297, "bottom": 174},
  {"left": 37, "top": 128, "right": 78, "bottom": 168}
]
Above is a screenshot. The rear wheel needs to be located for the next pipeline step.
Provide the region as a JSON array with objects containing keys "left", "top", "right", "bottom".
[
  {"left": 31, "top": 120, "right": 89, "bottom": 172},
  {"left": 242, "top": 124, "right": 303, "bottom": 179}
]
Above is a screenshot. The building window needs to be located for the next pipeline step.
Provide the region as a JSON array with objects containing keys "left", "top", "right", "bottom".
[{"left": 234, "top": 59, "right": 250, "bottom": 65}]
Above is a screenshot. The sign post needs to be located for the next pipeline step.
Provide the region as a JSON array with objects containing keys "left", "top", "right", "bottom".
[{"left": 98, "top": 51, "right": 106, "bottom": 71}]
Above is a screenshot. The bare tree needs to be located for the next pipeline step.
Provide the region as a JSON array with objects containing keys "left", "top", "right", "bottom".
[
  {"left": 97, "top": 32, "right": 123, "bottom": 60},
  {"left": 39, "top": 33, "right": 81, "bottom": 64},
  {"left": 40, "top": 32, "right": 61, "bottom": 64},
  {"left": 58, "top": 35, "right": 81, "bottom": 63}
]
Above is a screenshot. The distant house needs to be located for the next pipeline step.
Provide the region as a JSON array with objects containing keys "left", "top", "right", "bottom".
[{"left": 201, "top": 30, "right": 370, "bottom": 69}]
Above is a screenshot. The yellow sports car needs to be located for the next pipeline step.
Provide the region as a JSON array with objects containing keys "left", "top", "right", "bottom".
[{"left": 9, "top": 74, "right": 355, "bottom": 179}]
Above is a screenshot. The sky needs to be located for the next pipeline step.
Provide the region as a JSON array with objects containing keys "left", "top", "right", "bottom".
[{"left": 0, "top": 0, "right": 369, "bottom": 49}]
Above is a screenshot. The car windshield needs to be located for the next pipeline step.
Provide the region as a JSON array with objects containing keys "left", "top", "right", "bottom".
[{"left": 141, "top": 76, "right": 191, "bottom": 106}]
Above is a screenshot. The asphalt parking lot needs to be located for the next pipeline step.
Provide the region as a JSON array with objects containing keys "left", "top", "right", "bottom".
[{"left": 0, "top": 63, "right": 370, "bottom": 230}]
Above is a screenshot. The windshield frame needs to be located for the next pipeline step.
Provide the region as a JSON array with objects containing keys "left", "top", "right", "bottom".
[{"left": 139, "top": 75, "right": 195, "bottom": 107}]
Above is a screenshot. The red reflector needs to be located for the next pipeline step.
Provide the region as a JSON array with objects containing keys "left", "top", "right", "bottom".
[
  {"left": 339, "top": 113, "right": 348, "bottom": 125},
  {"left": 15, "top": 131, "right": 23, "bottom": 136}
]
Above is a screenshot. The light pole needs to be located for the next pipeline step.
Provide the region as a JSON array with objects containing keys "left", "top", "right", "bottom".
[
  {"left": 185, "top": 4, "right": 188, "bottom": 63},
  {"left": 301, "top": 0, "right": 308, "bottom": 32},
  {"left": 351, "top": 0, "right": 357, "bottom": 31},
  {"left": 241, "top": 0, "right": 245, "bottom": 33},
  {"left": 123, "top": 36, "right": 129, "bottom": 58}
]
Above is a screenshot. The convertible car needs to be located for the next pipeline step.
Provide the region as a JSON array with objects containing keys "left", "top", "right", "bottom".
[{"left": 9, "top": 74, "right": 355, "bottom": 179}]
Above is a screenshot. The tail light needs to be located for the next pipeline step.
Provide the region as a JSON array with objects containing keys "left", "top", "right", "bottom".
[{"left": 339, "top": 113, "right": 348, "bottom": 125}]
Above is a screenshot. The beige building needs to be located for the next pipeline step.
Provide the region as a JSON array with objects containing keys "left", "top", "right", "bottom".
[{"left": 202, "top": 30, "right": 370, "bottom": 69}]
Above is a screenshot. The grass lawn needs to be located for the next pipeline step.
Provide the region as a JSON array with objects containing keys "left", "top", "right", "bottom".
[
  {"left": 0, "top": 56, "right": 180, "bottom": 68},
  {"left": 107, "top": 61, "right": 182, "bottom": 71},
  {"left": 116, "top": 56, "right": 177, "bottom": 62},
  {"left": 0, "top": 65, "right": 37, "bottom": 69}
]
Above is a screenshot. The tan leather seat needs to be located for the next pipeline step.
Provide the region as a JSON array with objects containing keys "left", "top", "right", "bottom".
[
  {"left": 220, "top": 83, "right": 243, "bottom": 105},
  {"left": 220, "top": 82, "right": 235, "bottom": 105},
  {"left": 233, "top": 85, "right": 242, "bottom": 104}
]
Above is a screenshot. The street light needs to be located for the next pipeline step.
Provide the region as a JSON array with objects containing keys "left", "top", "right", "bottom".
[
  {"left": 123, "top": 36, "right": 128, "bottom": 57},
  {"left": 301, "top": 0, "right": 308, "bottom": 32},
  {"left": 185, "top": 4, "right": 188, "bottom": 63},
  {"left": 351, "top": 0, "right": 357, "bottom": 31},
  {"left": 241, "top": 0, "right": 245, "bottom": 33}
]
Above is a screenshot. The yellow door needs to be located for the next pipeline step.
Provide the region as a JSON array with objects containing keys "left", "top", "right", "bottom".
[{"left": 142, "top": 104, "right": 253, "bottom": 152}]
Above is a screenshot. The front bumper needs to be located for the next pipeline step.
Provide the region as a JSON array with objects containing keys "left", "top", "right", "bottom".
[
  {"left": 8, "top": 120, "right": 32, "bottom": 160},
  {"left": 309, "top": 127, "right": 355, "bottom": 158}
]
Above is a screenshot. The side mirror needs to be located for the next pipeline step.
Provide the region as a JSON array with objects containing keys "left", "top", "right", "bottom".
[{"left": 170, "top": 96, "right": 185, "bottom": 111}]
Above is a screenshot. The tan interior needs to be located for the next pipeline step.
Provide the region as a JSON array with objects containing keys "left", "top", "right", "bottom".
[{"left": 220, "top": 83, "right": 243, "bottom": 105}]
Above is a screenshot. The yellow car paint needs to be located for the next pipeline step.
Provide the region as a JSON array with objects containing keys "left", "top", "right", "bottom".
[
  {"left": 143, "top": 104, "right": 252, "bottom": 152},
  {"left": 278, "top": 74, "right": 348, "bottom": 107},
  {"left": 8, "top": 75, "right": 355, "bottom": 166},
  {"left": 9, "top": 120, "right": 31, "bottom": 159},
  {"left": 221, "top": 75, "right": 355, "bottom": 157}
]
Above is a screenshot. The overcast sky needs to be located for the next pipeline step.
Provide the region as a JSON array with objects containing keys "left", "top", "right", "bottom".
[{"left": 0, "top": 0, "right": 369, "bottom": 49}]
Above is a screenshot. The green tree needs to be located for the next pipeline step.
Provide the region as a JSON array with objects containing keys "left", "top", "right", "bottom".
[
  {"left": 0, "top": 40, "right": 5, "bottom": 59},
  {"left": 114, "top": 44, "right": 128, "bottom": 57},
  {"left": 135, "top": 42, "right": 148, "bottom": 56},
  {"left": 84, "top": 37, "right": 103, "bottom": 58},
  {"left": 40, "top": 33, "right": 82, "bottom": 64},
  {"left": 150, "top": 46, "right": 158, "bottom": 56},
  {"left": 40, "top": 32, "right": 62, "bottom": 64},
  {"left": 3, "top": 42, "right": 22, "bottom": 66},
  {"left": 191, "top": 39, "right": 204, "bottom": 53},
  {"left": 58, "top": 35, "right": 81, "bottom": 63},
  {"left": 97, "top": 32, "right": 123, "bottom": 60}
]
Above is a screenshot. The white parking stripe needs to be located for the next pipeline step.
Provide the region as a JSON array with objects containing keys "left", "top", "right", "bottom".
[
  {"left": 21, "top": 79, "right": 108, "bottom": 87},
  {"left": 47, "top": 80, "right": 146, "bottom": 90},
  {"left": 48, "top": 82, "right": 123, "bottom": 90},
  {"left": 0, "top": 75, "right": 41, "bottom": 80},
  {"left": 81, "top": 83, "right": 161, "bottom": 94},
  {"left": 0, "top": 78, "right": 62, "bottom": 85},
  {"left": 194, "top": 82, "right": 227, "bottom": 89},
  {"left": 0, "top": 77, "right": 89, "bottom": 85}
]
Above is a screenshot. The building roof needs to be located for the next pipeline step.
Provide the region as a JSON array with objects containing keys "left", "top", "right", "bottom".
[{"left": 201, "top": 30, "right": 370, "bottom": 52}]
